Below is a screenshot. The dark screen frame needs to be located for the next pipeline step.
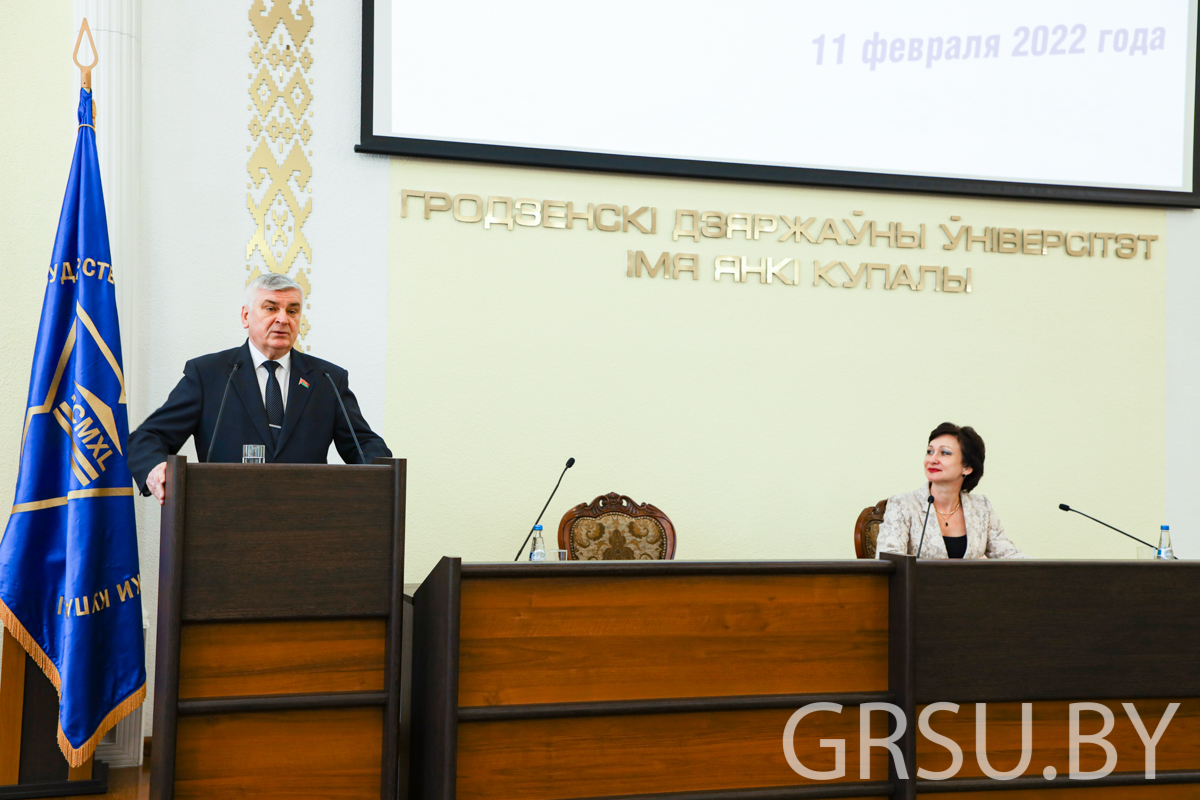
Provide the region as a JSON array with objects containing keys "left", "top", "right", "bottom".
[{"left": 357, "top": 0, "right": 1200, "bottom": 208}]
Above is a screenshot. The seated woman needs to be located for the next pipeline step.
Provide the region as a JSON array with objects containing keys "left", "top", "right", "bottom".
[{"left": 876, "top": 422, "right": 1026, "bottom": 559}]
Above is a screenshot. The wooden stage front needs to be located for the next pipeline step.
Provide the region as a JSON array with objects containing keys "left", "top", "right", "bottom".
[
  {"left": 70, "top": 552, "right": 1200, "bottom": 800},
  {"left": 409, "top": 555, "right": 1200, "bottom": 800}
]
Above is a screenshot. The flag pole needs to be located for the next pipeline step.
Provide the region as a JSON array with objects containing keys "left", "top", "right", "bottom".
[
  {"left": 0, "top": 16, "right": 138, "bottom": 795},
  {"left": 72, "top": 18, "right": 97, "bottom": 124}
]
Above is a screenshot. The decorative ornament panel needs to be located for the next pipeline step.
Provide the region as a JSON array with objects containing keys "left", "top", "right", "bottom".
[{"left": 247, "top": 0, "right": 313, "bottom": 349}]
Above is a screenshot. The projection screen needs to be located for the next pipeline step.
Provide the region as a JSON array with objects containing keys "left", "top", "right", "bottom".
[{"left": 359, "top": 0, "right": 1200, "bottom": 207}]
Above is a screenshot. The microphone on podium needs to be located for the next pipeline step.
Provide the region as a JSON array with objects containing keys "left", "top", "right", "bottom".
[
  {"left": 207, "top": 361, "right": 243, "bottom": 462},
  {"left": 514, "top": 458, "right": 575, "bottom": 561},
  {"left": 1058, "top": 503, "right": 1171, "bottom": 555},
  {"left": 915, "top": 495, "right": 934, "bottom": 557},
  {"left": 325, "top": 371, "right": 366, "bottom": 464}
]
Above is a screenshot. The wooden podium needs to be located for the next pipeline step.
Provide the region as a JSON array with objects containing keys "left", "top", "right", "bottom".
[
  {"left": 149, "top": 455, "right": 406, "bottom": 800},
  {"left": 409, "top": 555, "right": 1200, "bottom": 800}
]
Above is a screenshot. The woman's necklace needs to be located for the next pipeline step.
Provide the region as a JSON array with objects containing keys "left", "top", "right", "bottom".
[{"left": 934, "top": 497, "right": 961, "bottom": 528}]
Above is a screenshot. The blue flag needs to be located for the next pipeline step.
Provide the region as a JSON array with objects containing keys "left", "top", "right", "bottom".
[{"left": 0, "top": 88, "right": 145, "bottom": 767}]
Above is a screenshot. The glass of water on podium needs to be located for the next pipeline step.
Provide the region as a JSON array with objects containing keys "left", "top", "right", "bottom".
[{"left": 242, "top": 445, "right": 265, "bottom": 464}]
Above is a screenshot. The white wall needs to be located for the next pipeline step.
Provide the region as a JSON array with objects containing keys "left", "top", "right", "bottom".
[
  {"left": 0, "top": 0, "right": 76, "bottom": 522},
  {"left": 0, "top": 0, "right": 77, "bottom": 696},
  {"left": 1167, "top": 208, "right": 1200, "bottom": 559}
]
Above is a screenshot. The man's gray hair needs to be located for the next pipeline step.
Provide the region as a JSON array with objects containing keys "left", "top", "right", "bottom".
[{"left": 245, "top": 272, "right": 304, "bottom": 307}]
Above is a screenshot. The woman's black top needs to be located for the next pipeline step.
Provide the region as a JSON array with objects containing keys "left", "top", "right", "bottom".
[{"left": 943, "top": 535, "right": 967, "bottom": 559}]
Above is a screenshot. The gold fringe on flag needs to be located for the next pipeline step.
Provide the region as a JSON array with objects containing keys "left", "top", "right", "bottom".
[
  {"left": 57, "top": 682, "right": 145, "bottom": 768},
  {"left": 0, "top": 598, "right": 144, "bottom": 767}
]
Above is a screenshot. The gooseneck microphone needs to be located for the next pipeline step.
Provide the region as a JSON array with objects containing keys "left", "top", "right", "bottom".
[
  {"left": 208, "top": 361, "right": 242, "bottom": 462},
  {"left": 916, "top": 494, "right": 935, "bottom": 558},
  {"left": 1058, "top": 503, "right": 1171, "bottom": 555},
  {"left": 325, "top": 371, "right": 366, "bottom": 465},
  {"left": 514, "top": 458, "right": 576, "bottom": 561}
]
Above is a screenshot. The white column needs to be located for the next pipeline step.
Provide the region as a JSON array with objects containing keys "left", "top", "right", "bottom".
[{"left": 72, "top": 0, "right": 145, "bottom": 766}]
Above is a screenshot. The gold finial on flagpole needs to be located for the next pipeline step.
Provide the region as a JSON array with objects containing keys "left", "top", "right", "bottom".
[{"left": 72, "top": 18, "right": 98, "bottom": 124}]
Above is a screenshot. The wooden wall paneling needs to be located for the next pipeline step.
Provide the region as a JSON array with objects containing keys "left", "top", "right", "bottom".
[
  {"left": 914, "top": 561, "right": 1200, "bottom": 704},
  {"left": 381, "top": 457, "right": 407, "bottom": 800},
  {"left": 17, "top": 653, "right": 67, "bottom": 784},
  {"left": 409, "top": 557, "right": 461, "bottom": 800},
  {"left": 457, "top": 572, "right": 889, "bottom": 707},
  {"left": 179, "top": 464, "right": 395, "bottom": 621},
  {"left": 917, "top": 773, "right": 1200, "bottom": 798},
  {"left": 150, "top": 455, "right": 188, "bottom": 800},
  {"left": 172, "top": 708, "right": 383, "bottom": 800},
  {"left": 455, "top": 707, "right": 891, "bottom": 800},
  {"left": 0, "top": 628, "right": 26, "bottom": 784},
  {"left": 458, "top": 693, "right": 896, "bottom": 723},
  {"left": 463, "top": 563, "right": 895, "bottom": 579},
  {"left": 398, "top": 596, "right": 413, "bottom": 800},
  {"left": 177, "top": 619, "right": 386, "bottom": 699},
  {"left": 176, "top": 692, "right": 387, "bottom": 716},
  {"left": 884, "top": 554, "right": 916, "bottom": 800},
  {"left": 571, "top": 790, "right": 892, "bottom": 800},
  {"left": 0, "top": 644, "right": 110, "bottom": 796},
  {"left": 915, "top": 698, "right": 1200, "bottom": 780},
  {"left": 66, "top": 757, "right": 92, "bottom": 781}
]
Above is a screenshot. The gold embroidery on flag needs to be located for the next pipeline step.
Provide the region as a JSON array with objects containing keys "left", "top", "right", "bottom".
[
  {"left": 20, "top": 306, "right": 127, "bottom": 460},
  {"left": 19, "top": 324, "right": 76, "bottom": 457},
  {"left": 74, "top": 302, "right": 126, "bottom": 403},
  {"left": 10, "top": 487, "right": 135, "bottom": 515}
]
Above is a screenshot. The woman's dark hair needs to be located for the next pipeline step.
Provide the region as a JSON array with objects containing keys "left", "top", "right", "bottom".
[{"left": 928, "top": 422, "right": 985, "bottom": 493}]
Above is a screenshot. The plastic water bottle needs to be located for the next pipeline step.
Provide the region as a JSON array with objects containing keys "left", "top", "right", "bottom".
[
  {"left": 1156, "top": 525, "right": 1174, "bottom": 560},
  {"left": 529, "top": 524, "right": 546, "bottom": 561}
]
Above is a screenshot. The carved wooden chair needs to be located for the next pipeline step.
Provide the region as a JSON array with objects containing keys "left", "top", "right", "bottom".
[
  {"left": 854, "top": 500, "right": 888, "bottom": 559},
  {"left": 558, "top": 493, "right": 676, "bottom": 560}
]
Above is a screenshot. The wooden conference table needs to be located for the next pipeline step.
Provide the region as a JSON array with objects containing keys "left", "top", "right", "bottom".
[{"left": 408, "top": 555, "right": 1200, "bottom": 800}]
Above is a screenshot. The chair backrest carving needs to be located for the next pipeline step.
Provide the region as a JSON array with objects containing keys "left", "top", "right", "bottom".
[
  {"left": 558, "top": 492, "right": 676, "bottom": 560},
  {"left": 854, "top": 500, "right": 888, "bottom": 559}
]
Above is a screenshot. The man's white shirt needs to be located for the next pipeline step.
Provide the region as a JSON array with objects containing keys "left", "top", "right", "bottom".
[{"left": 247, "top": 341, "right": 290, "bottom": 410}]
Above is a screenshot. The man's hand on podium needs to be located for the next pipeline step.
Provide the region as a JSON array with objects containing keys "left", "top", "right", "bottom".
[{"left": 146, "top": 461, "right": 167, "bottom": 505}]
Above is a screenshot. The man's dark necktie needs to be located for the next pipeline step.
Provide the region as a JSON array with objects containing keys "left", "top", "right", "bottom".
[{"left": 263, "top": 360, "right": 284, "bottom": 447}]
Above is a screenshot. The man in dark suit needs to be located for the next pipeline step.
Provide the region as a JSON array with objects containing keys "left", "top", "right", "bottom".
[{"left": 129, "top": 273, "right": 390, "bottom": 504}]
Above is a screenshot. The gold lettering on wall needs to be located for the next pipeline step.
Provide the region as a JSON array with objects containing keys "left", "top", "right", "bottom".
[
  {"left": 400, "top": 190, "right": 1162, "bottom": 299},
  {"left": 247, "top": 0, "right": 314, "bottom": 350}
]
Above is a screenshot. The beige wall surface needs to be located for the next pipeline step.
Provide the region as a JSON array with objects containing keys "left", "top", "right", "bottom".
[
  {"left": 389, "top": 158, "right": 1166, "bottom": 581},
  {"left": 1167, "top": 208, "right": 1200, "bottom": 559},
  {"left": 0, "top": 1, "right": 76, "bottom": 542},
  {"left": 0, "top": 0, "right": 76, "bottom": 692}
]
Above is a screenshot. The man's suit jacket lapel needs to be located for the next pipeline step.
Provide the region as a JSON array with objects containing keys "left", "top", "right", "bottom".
[
  {"left": 230, "top": 341, "right": 275, "bottom": 457},
  {"left": 274, "top": 348, "right": 314, "bottom": 456}
]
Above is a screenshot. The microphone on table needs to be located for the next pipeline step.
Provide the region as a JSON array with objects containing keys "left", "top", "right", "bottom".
[
  {"left": 325, "top": 371, "right": 366, "bottom": 465},
  {"left": 514, "top": 458, "right": 575, "bottom": 562},
  {"left": 915, "top": 494, "right": 934, "bottom": 558},
  {"left": 1058, "top": 503, "right": 1175, "bottom": 557},
  {"left": 207, "top": 361, "right": 242, "bottom": 462}
]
